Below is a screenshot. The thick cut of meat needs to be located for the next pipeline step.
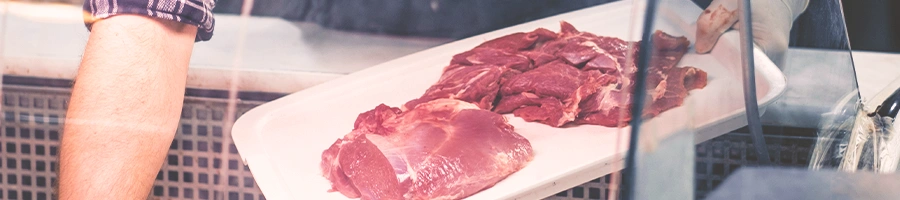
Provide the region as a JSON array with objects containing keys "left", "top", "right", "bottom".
[
  {"left": 322, "top": 99, "right": 534, "bottom": 200},
  {"left": 495, "top": 60, "right": 617, "bottom": 127},
  {"left": 321, "top": 133, "right": 405, "bottom": 199},
  {"left": 403, "top": 65, "right": 504, "bottom": 111}
]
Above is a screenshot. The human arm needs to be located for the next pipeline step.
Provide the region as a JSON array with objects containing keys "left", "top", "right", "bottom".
[
  {"left": 60, "top": 0, "right": 216, "bottom": 197},
  {"left": 59, "top": 14, "right": 196, "bottom": 199},
  {"left": 58, "top": 15, "right": 196, "bottom": 199}
]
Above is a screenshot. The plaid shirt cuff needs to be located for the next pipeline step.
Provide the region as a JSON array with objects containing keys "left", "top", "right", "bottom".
[{"left": 83, "top": 0, "right": 217, "bottom": 42}]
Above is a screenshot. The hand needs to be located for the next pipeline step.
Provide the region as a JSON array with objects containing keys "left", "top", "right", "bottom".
[{"left": 695, "top": 0, "right": 809, "bottom": 67}]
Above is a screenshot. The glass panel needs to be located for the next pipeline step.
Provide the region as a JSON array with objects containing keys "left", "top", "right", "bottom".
[
  {"left": 775, "top": 0, "right": 862, "bottom": 173},
  {"left": 646, "top": 0, "right": 895, "bottom": 199},
  {"left": 623, "top": 0, "right": 713, "bottom": 199},
  {"left": 792, "top": 0, "right": 900, "bottom": 178}
]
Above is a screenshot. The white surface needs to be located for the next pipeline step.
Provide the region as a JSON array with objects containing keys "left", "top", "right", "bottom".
[
  {"left": 851, "top": 51, "right": 900, "bottom": 107},
  {"left": 778, "top": 48, "right": 900, "bottom": 114},
  {"left": 229, "top": 1, "right": 786, "bottom": 199},
  {"left": 0, "top": 1, "right": 448, "bottom": 93}
]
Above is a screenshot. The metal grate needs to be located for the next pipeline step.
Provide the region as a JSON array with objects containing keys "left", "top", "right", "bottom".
[
  {"left": 2, "top": 76, "right": 819, "bottom": 200},
  {"left": 0, "top": 85, "right": 67, "bottom": 200},
  {"left": 152, "top": 98, "right": 267, "bottom": 200},
  {"left": 545, "top": 131, "right": 816, "bottom": 200},
  {"left": 693, "top": 132, "right": 815, "bottom": 199},
  {"left": 1, "top": 81, "right": 277, "bottom": 200},
  {"left": 543, "top": 175, "right": 622, "bottom": 200}
]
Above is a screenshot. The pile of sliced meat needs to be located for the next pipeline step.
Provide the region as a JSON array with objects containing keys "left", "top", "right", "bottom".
[
  {"left": 407, "top": 21, "right": 708, "bottom": 127},
  {"left": 321, "top": 21, "right": 708, "bottom": 200}
]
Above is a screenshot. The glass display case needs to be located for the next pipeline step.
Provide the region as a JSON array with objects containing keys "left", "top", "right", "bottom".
[{"left": 2, "top": 0, "right": 899, "bottom": 199}]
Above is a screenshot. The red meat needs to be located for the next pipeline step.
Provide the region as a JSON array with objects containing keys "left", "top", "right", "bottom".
[
  {"left": 495, "top": 60, "right": 617, "bottom": 127},
  {"left": 403, "top": 64, "right": 504, "bottom": 111},
  {"left": 322, "top": 99, "right": 534, "bottom": 200}
]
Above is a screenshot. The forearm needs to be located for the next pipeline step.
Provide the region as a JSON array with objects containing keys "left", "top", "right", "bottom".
[{"left": 59, "top": 15, "right": 196, "bottom": 199}]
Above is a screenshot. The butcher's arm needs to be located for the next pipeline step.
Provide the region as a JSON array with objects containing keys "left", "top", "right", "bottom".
[{"left": 58, "top": 15, "right": 196, "bottom": 199}]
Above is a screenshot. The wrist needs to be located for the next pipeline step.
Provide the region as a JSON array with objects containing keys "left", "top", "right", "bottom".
[{"left": 780, "top": 0, "right": 810, "bottom": 20}]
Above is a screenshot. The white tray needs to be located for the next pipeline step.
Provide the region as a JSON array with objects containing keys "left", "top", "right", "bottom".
[{"left": 230, "top": 1, "right": 787, "bottom": 199}]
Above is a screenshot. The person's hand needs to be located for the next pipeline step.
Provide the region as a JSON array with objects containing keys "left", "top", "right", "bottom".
[{"left": 695, "top": 0, "right": 809, "bottom": 66}]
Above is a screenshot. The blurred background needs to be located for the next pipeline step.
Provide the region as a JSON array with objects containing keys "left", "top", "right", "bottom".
[{"left": 1, "top": 0, "right": 899, "bottom": 199}]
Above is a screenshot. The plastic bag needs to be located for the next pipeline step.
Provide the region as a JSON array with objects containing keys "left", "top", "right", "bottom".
[{"left": 810, "top": 102, "right": 900, "bottom": 173}]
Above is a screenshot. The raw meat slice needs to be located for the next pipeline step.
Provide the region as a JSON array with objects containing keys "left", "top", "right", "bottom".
[
  {"left": 450, "top": 48, "right": 533, "bottom": 72},
  {"left": 403, "top": 64, "right": 504, "bottom": 111},
  {"left": 495, "top": 60, "right": 617, "bottom": 127},
  {"left": 575, "top": 87, "right": 633, "bottom": 127},
  {"left": 322, "top": 99, "right": 534, "bottom": 200},
  {"left": 321, "top": 133, "right": 405, "bottom": 199},
  {"left": 577, "top": 67, "right": 670, "bottom": 126},
  {"left": 557, "top": 21, "right": 633, "bottom": 55},
  {"left": 582, "top": 52, "right": 621, "bottom": 74},
  {"left": 494, "top": 93, "right": 567, "bottom": 125},
  {"left": 645, "top": 66, "right": 709, "bottom": 117},
  {"left": 548, "top": 22, "right": 698, "bottom": 127},
  {"left": 321, "top": 105, "right": 406, "bottom": 199},
  {"left": 648, "top": 30, "right": 692, "bottom": 71},
  {"left": 474, "top": 28, "right": 557, "bottom": 52},
  {"left": 541, "top": 21, "right": 636, "bottom": 74},
  {"left": 405, "top": 27, "right": 564, "bottom": 111},
  {"left": 535, "top": 22, "right": 642, "bottom": 101},
  {"left": 520, "top": 51, "right": 558, "bottom": 67},
  {"left": 576, "top": 66, "right": 708, "bottom": 127},
  {"left": 499, "top": 61, "right": 588, "bottom": 100}
]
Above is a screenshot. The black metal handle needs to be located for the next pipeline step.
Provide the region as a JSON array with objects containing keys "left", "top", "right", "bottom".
[{"left": 876, "top": 87, "right": 900, "bottom": 118}]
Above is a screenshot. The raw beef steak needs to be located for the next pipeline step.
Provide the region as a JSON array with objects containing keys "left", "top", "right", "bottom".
[
  {"left": 494, "top": 60, "right": 617, "bottom": 127},
  {"left": 403, "top": 64, "right": 504, "bottom": 111},
  {"left": 404, "top": 27, "right": 561, "bottom": 111},
  {"left": 322, "top": 99, "right": 534, "bottom": 200},
  {"left": 575, "top": 65, "right": 707, "bottom": 127}
]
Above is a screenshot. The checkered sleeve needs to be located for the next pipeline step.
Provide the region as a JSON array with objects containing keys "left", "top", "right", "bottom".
[{"left": 83, "top": 0, "right": 217, "bottom": 42}]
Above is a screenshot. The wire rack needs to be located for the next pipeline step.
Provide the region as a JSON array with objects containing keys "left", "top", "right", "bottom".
[
  {"left": 546, "top": 131, "right": 816, "bottom": 200},
  {"left": 1, "top": 76, "right": 818, "bottom": 200},
  {"left": 1, "top": 85, "right": 68, "bottom": 200},
  {"left": 1, "top": 81, "right": 269, "bottom": 200}
]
